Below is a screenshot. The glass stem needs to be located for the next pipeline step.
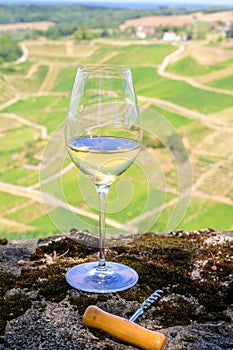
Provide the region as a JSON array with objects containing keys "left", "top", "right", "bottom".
[{"left": 96, "top": 184, "right": 109, "bottom": 270}]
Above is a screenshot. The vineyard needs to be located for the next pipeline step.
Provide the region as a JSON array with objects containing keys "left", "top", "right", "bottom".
[{"left": 0, "top": 34, "right": 233, "bottom": 239}]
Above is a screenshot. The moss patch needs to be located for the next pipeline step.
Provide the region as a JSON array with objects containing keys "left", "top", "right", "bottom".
[
  {"left": 19, "top": 264, "right": 70, "bottom": 302},
  {"left": 0, "top": 270, "right": 16, "bottom": 297},
  {"left": 30, "top": 238, "right": 98, "bottom": 260},
  {"left": 0, "top": 293, "right": 31, "bottom": 335},
  {"left": 112, "top": 232, "right": 233, "bottom": 325},
  {"left": 0, "top": 238, "right": 8, "bottom": 246},
  {"left": 0, "top": 231, "right": 232, "bottom": 336},
  {"left": 159, "top": 297, "right": 196, "bottom": 327},
  {"left": 69, "top": 293, "right": 109, "bottom": 315}
]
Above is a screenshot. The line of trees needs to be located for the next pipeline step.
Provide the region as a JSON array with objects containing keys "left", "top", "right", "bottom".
[{"left": 0, "top": 4, "right": 228, "bottom": 28}]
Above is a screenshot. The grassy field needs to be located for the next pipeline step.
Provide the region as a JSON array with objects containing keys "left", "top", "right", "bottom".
[
  {"left": 1, "top": 125, "right": 39, "bottom": 149},
  {"left": 0, "top": 76, "right": 15, "bottom": 104},
  {"left": 5, "top": 201, "right": 44, "bottom": 224},
  {"left": 166, "top": 56, "right": 217, "bottom": 77},
  {"left": 104, "top": 44, "right": 176, "bottom": 65},
  {"left": 177, "top": 198, "right": 233, "bottom": 231},
  {"left": 27, "top": 41, "right": 69, "bottom": 56},
  {"left": 0, "top": 167, "right": 39, "bottom": 186},
  {"left": 2, "top": 95, "right": 68, "bottom": 132},
  {"left": 133, "top": 67, "right": 233, "bottom": 114},
  {"left": 3, "top": 95, "right": 59, "bottom": 118},
  {"left": 207, "top": 74, "right": 233, "bottom": 90},
  {"left": 51, "top": 68, "right": 77, "bottom": 92},
  {"left": 153, "top": 197, "right": 233, "bottom": 231},
  {"left": 0, "top": 61, "right": 33, "bottom": 75},
  {"left": 149, "top": 105, "right": 195, "bottom": 129},
  {"left": 10, "top": 65, "right": 49, "bottom": 93},
  {"left": 0, "top": 37, "right": 232, "bottom": 239},
  {"left": 0, "top": 192, "right": 27, "bottom": 213}
]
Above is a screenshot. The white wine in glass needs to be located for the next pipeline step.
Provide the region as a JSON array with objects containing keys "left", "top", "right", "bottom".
[{"left": 65, "top": 65, "right": 142, "bottom": 293}]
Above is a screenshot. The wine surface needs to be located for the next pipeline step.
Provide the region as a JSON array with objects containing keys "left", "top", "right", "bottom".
[{"left": 68, "top": 136, "right": 140, "bottom": 186}]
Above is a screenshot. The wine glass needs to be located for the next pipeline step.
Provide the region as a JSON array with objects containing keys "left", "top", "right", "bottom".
[{"left": 65, "top": 65, "right": 142, "bottom": 293}]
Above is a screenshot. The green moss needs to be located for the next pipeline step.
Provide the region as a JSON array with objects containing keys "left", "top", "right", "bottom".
[
  {"left": 17, "top": 267, "right": 45, "bottom": 289},
  {"left": 30, "top": 238, "right": 98, "bottom": 261},
  {"left": 0, "top": 238, "right": 8, "bottom": 245},
  {"left": 0, "top": 270, "right": 16, "bottom": 297},
  {"left": 113, "top": 233, "right": 196, "bottom": 296},
  {"left": 159, "top": 297, "right": 196, "bottom": 327},
  {"left": 111, "top": 232, "right": 233, "bottom": 326},
  {"left": 192, "top": 282, "right": 230, "bottom": 320},
  {"left": 69, "top": 293, "right": 109, "bottom": 315},
  {"left": 31, "top": 233, "right": 233, "bottom": 327},
  {"left": 18, "top": 264, "right": 68, "bottom": 297},
  {"left": 0, "top": 231, "right": 232, "bottom": 334},
  {"left": 0, "top": 293, "right": 31, "bottom": 335},
  {"left": 39, "top": 272, "right": 69, "bottom": 302}
]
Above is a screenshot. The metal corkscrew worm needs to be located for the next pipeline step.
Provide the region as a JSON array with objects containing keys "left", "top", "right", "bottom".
[{"left": 129, "top": 289, "right": 164, "bottom": 322}]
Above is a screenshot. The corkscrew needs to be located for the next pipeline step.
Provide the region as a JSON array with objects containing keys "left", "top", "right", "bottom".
[
  {"left": 129, "top": 289, "right": 164, "bottom": 322},
  {"left": 83, "top": 289, "right": 166, "bottom": 350}
]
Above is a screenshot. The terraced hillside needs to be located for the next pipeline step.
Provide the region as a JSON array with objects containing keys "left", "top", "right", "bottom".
[{"left": 0, "top": 37, "right": 232, "bottom": 239}]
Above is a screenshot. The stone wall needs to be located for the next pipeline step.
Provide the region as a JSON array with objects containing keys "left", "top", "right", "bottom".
[{"left": 0, "top": 229, "right": 232, "bottom": 349}]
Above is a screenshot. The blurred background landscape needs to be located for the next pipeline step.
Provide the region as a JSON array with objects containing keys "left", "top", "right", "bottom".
[{"left": 0, "top": 0, "right": 232, "bottom": 239}]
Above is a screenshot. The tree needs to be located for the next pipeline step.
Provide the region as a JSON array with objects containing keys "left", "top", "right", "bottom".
[
  {"left": 45, "top": 26, "right": 61, "bottom": 39},
  {"left": 192, "top": 22, "right": 210, "bottom": 40},
  {"left": 226, "top": 25, "right": 233, "bottom": 38},
  {"left": 74, "top": 29, "right": 96, "bottom": 41},
  {"left": 0, "top": 35, "right": 22, "bottom": 62}
]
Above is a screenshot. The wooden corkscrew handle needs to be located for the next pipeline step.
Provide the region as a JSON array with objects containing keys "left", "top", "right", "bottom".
[{"left": 83, "top": 305, "right": 166, "bottom": 350}]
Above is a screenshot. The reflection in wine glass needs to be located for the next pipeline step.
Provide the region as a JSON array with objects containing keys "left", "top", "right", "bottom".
[{"left": 65, "top": 65, "right": 142, "bottom": 293}]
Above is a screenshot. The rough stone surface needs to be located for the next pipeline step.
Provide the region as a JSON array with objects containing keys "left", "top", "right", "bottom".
[{"left": 0, "top": 229, "right": 232, "bottom": 350}]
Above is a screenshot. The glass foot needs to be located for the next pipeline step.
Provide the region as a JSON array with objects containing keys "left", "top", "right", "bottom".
[{"left": 65, "top": 261, "right": 138, "bottom": 293}]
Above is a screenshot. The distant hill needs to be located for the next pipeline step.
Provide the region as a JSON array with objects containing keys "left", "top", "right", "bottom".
[
  {"left": 120, "top": 10, "right": 233, "bottom": 30},
  {"left": 0, "top": 3, "right": 231, "bottom": 28},
  {"left": 2, "top": 1, "right": 233, "bottom": 8}
]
